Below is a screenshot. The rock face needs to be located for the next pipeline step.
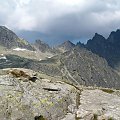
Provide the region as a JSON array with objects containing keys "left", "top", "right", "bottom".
[
  {"left": 0, "top": 68, "right": 79, "bottom": 120},
  {"left": 0, "top": 68, "right": 119, "bottom": 120},
  {"left": 86, "top": 30, "right": 120, "bottom": 72},
  {"left": 77, "top": 89, "right": 120, "bottom": 120},
  {"left": 59, "top": 46, "right": 120, "bottom": 89},
  {"left": 0, "top": 26, "right": 34, "bottom": 50}
]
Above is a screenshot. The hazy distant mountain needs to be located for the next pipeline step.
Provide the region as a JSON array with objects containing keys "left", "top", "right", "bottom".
[
  {"left": 0, "top": 26, "right": 34, "bottom": 50},
  {"left": 16, "top": 30, "right": 67, "bottom": 46},
  {"left": 86, "top": 30, "right": 120, "bottom": 72},
  {"left": 33, "top": 39, "right": 54, "bottom": 53},
  {"left": 16, "top": 30, "right": 47, "bottom": 43}
]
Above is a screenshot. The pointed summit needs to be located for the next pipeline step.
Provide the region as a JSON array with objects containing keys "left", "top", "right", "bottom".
[
  {"left": 92, "top": 33, "right": 105, "bottom": 41},
  {"left": 76, "top": 41, "right": 85, "bottom": 48},
  {"left": 87, "top": 33, "right": 106, "bottom": 48},
  {"left": 57, "top": 40, "right": 75, "bottom": 52},
  {"left": 107, "top": 29, "right": 120, "bottom": 45}
]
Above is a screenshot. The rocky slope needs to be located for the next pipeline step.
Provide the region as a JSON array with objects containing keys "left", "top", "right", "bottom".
[
  {"left": 0, "top": 68, "right": 119, "bottom": 120},
  {"left": 86, "top": 30, "right": 120, "bottom": 72},
  {"left": 59, "top": 46, "right": 120, "bottom": 89},
  {"left": 0, "top": 68, "right": 79, "bottom": 120},
  {"left": 0, "top": 26, "right": 120, "bottom": 119},
  {"left": 57, "top": 40, "right": 75, "bottom": 52},
  {"left": 0, "top": 26, "right": 56, "bottom": 61},
  {"left": 0, "top": 26, "right": 119, "bottom": 89},
  {"left": 0, "top": 26, "right": 34, "bottom": 50},
  {"left": 33, "top": 39, "right": 55, "bottom": 53},
  {"left": 0, "top": 45, "right": 120, "bottom": 89}
]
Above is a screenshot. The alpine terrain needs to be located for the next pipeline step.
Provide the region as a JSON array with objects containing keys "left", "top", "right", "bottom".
[{"left": 0, "top": 26, "right": 120, "bottom": 120}]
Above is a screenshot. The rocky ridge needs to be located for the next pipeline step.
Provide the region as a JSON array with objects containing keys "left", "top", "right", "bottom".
[
  {"left": 33, "top": 39, "right": 55, "bottom": 53},
  {"left": 0, "top": 46, "right": 119, "bottom": 89},
  {"left": 57, "top": 40, "right": 75, "bottom": 52},
  {"left": 86, "top": 30, "right": 120, "bottom": 73},
  {"left": 0, "top": 26, "right": 34, "bottom": 50}
]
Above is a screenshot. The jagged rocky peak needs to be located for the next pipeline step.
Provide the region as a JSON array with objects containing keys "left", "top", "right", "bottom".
[
  {"left": 0, "top": 26, "right": 34, "bottom": 50},
  {"left": 0, "top": 26, "right": 11, "bottom": 31},
  {"left": 34, "top": 39, "right": 52, "bottom": 52},
  {"left": 86, "top": 33, "right": 106, "bottom": 53},
  {"left": 57, "top": 40, "right": 75, "bottom": 52},
  {"left": 76, "top": 41, "right": 85, "bottom": 48},
  {"left": 88, "top": 33, "right": 106, "bottom": 43},
  {"left": 62, "top": 40, "right": 75, "bottom": 47},
  {"left": 86, "top": 29, "right": 120, "bottom": 72},
  {"left": 107, "top": 29, "right": 120, "bottom": 44}
]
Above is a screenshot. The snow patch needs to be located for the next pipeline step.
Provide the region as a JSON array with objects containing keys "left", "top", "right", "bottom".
[
  {"left": 13, "top": 48, "right": 27, "bottom": 51},
  {"left": 0, "top": 54, "right": 7, "bottom": 60},
  {"left": 48, "top": 56, "right": 52, "bottom": 58}
]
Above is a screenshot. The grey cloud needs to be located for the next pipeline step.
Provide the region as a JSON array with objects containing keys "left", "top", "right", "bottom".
[{"left": 1, "top": 0, "right": 120, "bottom": 44}]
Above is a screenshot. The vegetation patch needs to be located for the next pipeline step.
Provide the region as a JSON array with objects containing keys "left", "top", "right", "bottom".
[
  {"left": 93, "top": 114, "right": 98, "bottom": 120},
  {"left": 101, "top": 88, "right": 114, "bottom": 94},
  {"left": 34, "top": 115, "right": 47, "bottom": 120}
]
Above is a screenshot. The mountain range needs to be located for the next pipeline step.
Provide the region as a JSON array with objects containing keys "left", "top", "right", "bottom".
[
  {"left": 0, "top": 26, "right": 120, "bottom": 89},
  {"left": 86, "top": 30, "right": 120, "bottom": 73},
  {"left": 1, "top": 26, "right": 120, "bottom": 119}
]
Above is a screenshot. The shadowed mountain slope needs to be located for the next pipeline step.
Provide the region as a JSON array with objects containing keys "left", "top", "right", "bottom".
[{"left": 86, "top": 30, "right": 120, "bottom": 72}]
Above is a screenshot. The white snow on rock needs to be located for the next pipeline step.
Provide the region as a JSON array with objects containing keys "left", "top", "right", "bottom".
[
  {"left": 0, "top": 54, "right": 7, "bottom": 60},
  {"left": 13, "top": 48, "right": 27, "bottom": 51},
  {"left": 0, "top": 56, "right": 7, "bottom": 60},
  {"left": 48, "top": 56, "right": 52, "bottom": 58}
]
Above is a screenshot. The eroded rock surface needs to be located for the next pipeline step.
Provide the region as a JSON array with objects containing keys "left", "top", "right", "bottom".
[
  {"left": 76, "top": 89, "right": 120, "bottom": 120},
  {"left": 0, "top": 68, "right": 120, "bottom": 120},
  {"left": 0, "top": 68, "right": 79, "bottom": 120}
]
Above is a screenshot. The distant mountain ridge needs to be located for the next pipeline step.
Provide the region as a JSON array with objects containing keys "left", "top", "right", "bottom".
[
  {"left": 86, "top": 29, "right": 120, "bottom": 72},
  {"left": 1, "top": 26, "right": 120, "bottom": 71},
  {"left": 0, "top": 26, "right": 34, "bottom": 50},
  {"left": 33, "top": 39, "right": 54, "bottom": 53},
  {"left": 56, "top": 29, "right": 120, "bottom": 73},
  {"left": 0, "top": 26, "right": 120, "bottom": 88}
]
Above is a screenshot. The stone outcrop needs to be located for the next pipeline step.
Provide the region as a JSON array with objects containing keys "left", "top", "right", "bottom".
[
  {"left": 0, "top": 68, "right": 119, "bottom": 120},
  {"left": 76, "top": 89, "right": 120, "bottom": 120},
  {"left": 0, "top": 68, "right": 79, "bottom": 120}
]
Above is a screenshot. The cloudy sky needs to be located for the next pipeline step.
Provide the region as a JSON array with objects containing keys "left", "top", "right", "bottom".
[{"left": 0, "top": 0, "right": 120, "bottom": 45}]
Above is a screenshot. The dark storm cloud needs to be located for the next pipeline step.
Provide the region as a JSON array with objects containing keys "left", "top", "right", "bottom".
[{"left": 1, "top": 0, "right": 120, "bottom": 43}]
